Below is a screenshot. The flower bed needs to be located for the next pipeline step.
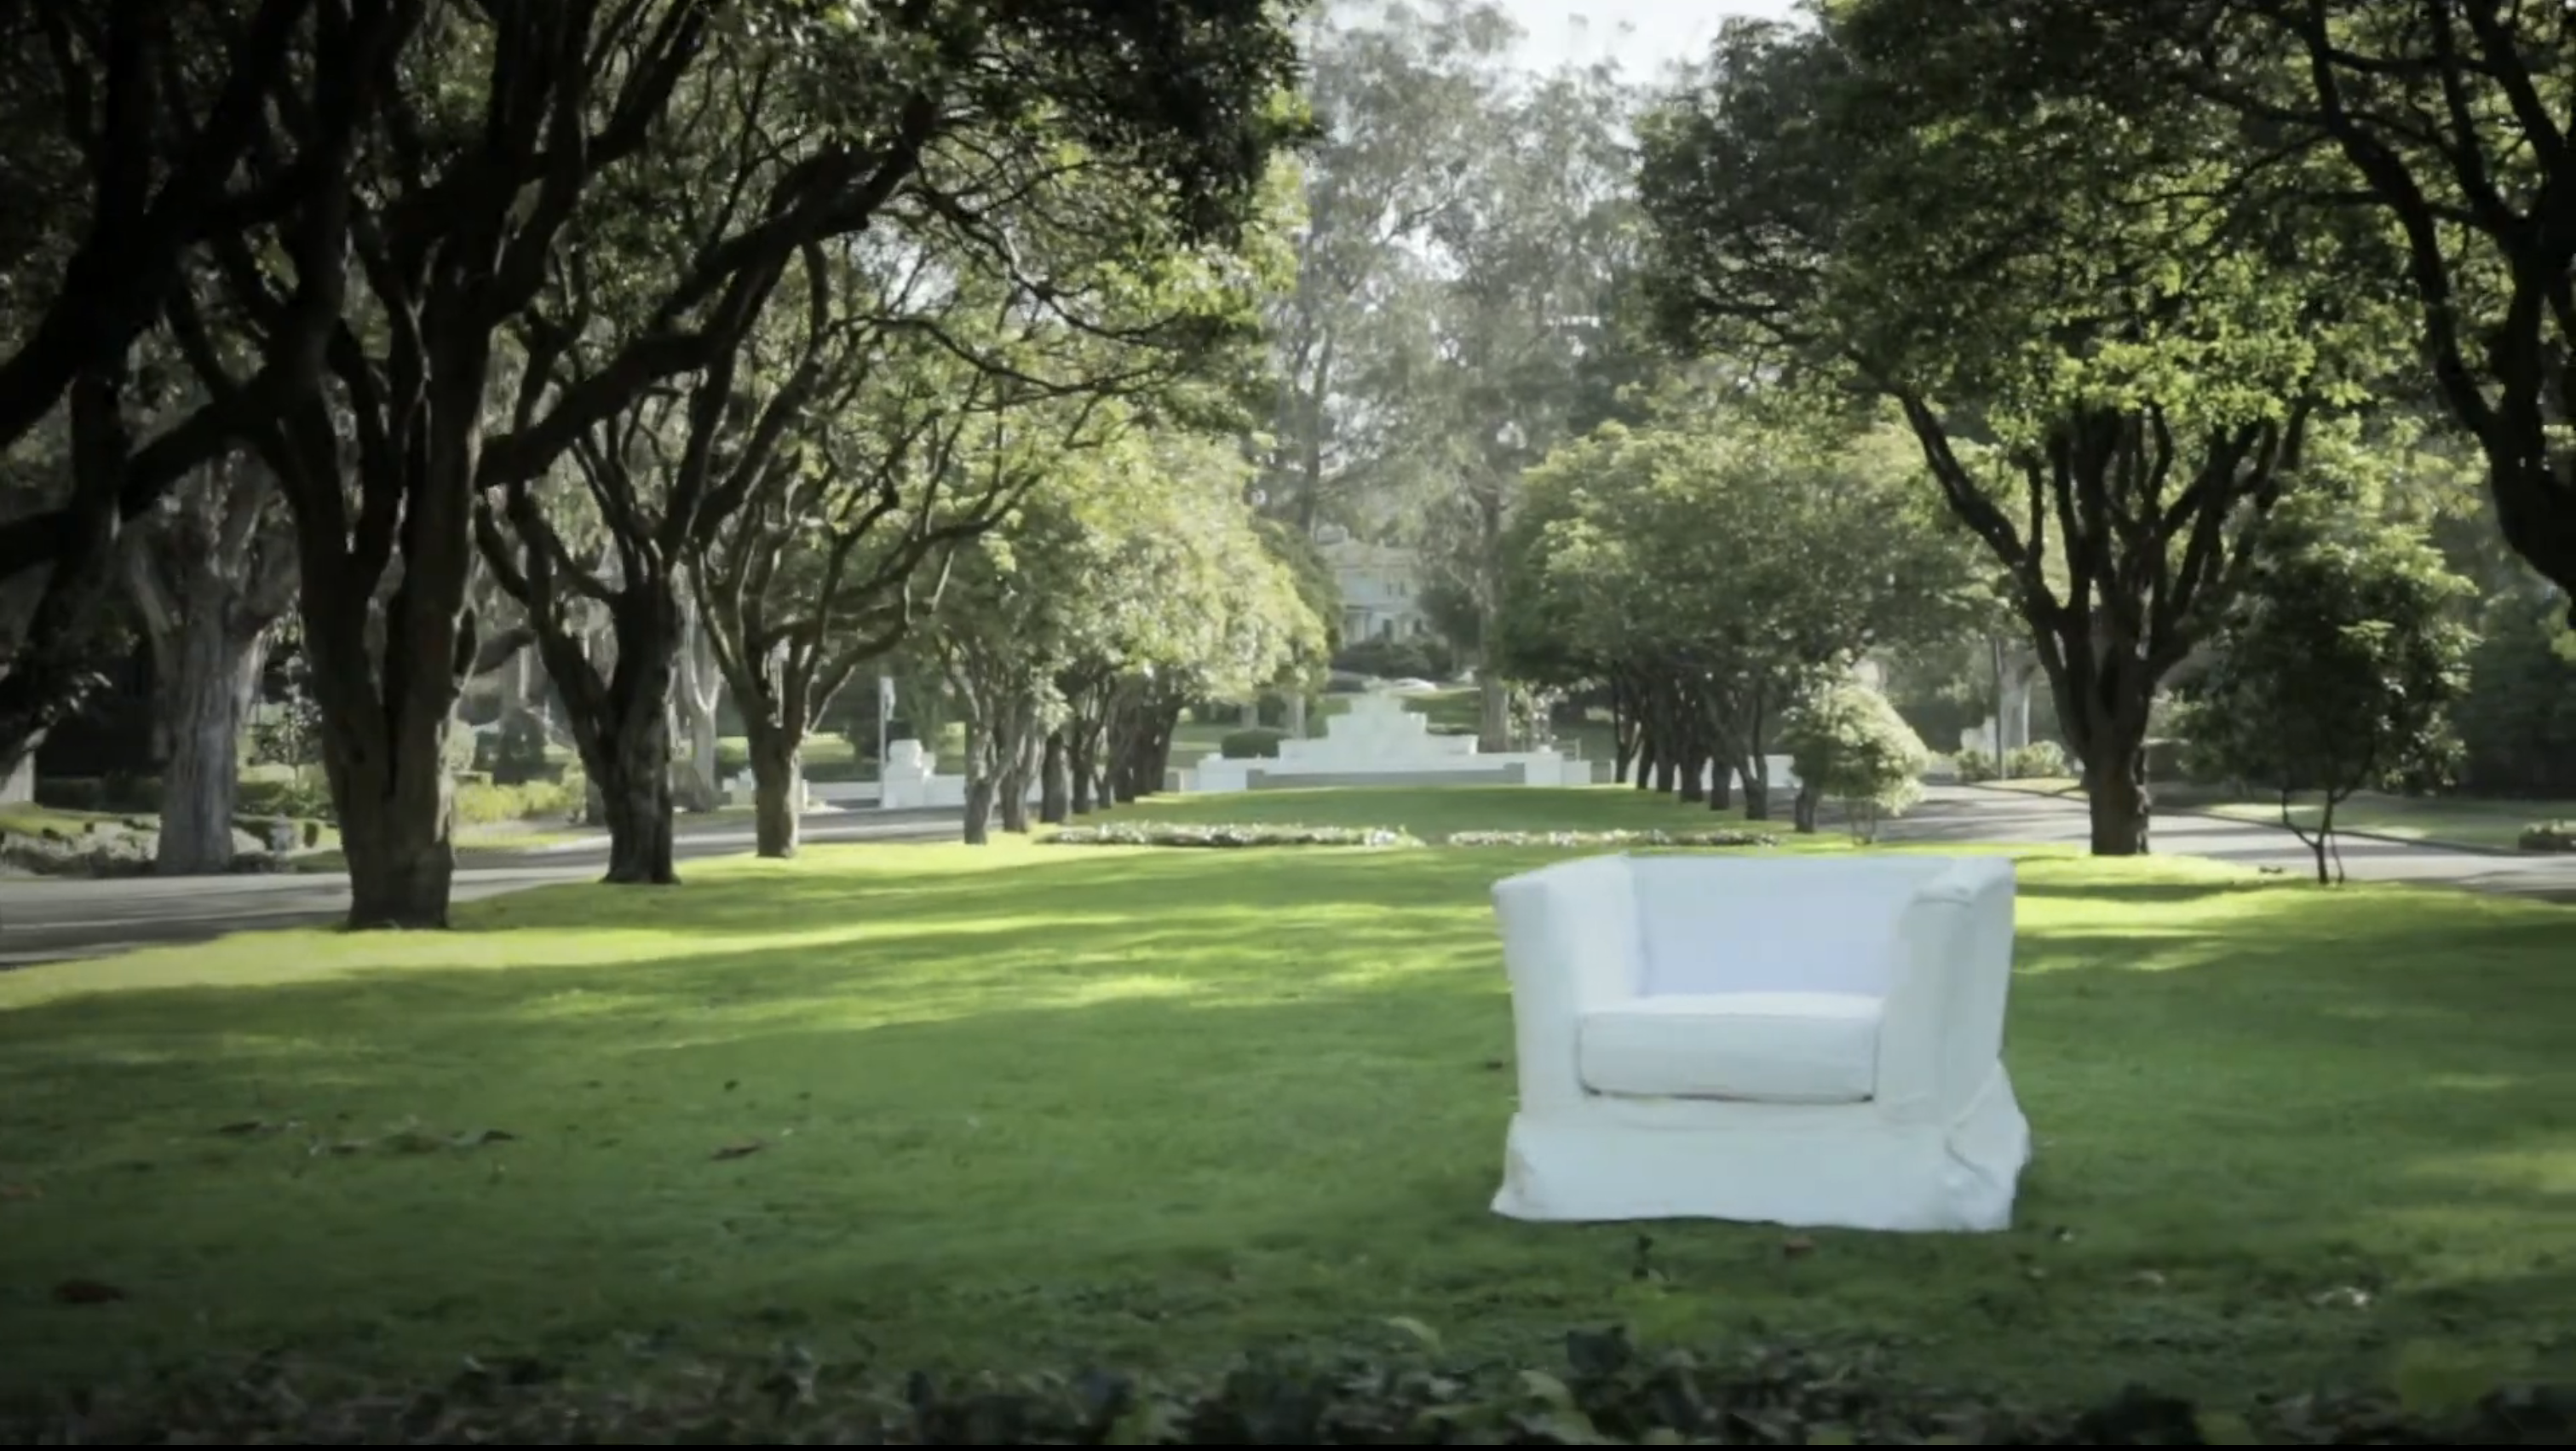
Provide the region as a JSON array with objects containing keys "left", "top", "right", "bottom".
[
  {"left": 1443, "top": 828, "right": 1778, "bottom": 849},
  {"left": 1046, "top": 823, "right": 1419, "bottom": 848},
  {"left": 1044, "top": 823, "right": 1778, "bottom": 850}
]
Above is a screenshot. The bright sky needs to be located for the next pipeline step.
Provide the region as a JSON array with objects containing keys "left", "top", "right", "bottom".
[{"left": 1494, "top": 0, "right": 1803, "bottom": 78}]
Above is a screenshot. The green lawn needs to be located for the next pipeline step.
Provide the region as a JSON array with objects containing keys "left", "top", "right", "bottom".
[
  {"left": 1, "top": 786, "right": 2571, "bottom": 1409},
  {"left": 1987, "top": 775, "right": 2573, "bottom": 853}
]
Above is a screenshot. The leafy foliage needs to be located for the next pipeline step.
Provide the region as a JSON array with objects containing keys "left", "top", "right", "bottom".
[
  {"left": 2174, "top": 500, "right": 2476, "bottom": 883},
  {"left": 1632, "top": 6, "right": 2406, "bottom": 852},
  {"left": 1218, "top": 728, "right": 1286, "bottom": 759},
  {"left": 4, "top": 1332, "right": 2570, "bottom": 1443},
  {"left": 1780, "top": 682, "right": 1931, "bottom": 844}
]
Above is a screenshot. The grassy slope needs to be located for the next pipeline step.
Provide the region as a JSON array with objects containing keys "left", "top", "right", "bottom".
[
  {"left": 1987, "top": 776, "right": 2571, "bottom": 853},
  {"left": 1, "top": 786, "right": 2571, "bottom": 1407}
]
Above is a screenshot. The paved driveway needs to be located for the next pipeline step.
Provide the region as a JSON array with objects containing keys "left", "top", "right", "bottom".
[{"left": 1883, "top": 784, "right": 2576, "bottom": 901}]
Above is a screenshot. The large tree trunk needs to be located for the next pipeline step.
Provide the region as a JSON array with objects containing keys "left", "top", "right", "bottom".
[
  {"left": 997, "top": 704, "right": 1037, "bottom": 834},
  {"left": 1067, "top": 725, "right": 1099, "bottom": 815},
  {"left": 2088, "top": 739, "right": 2152, "bottom": 855},
  {"left": 1740, "top": 769, "right": 1770, "bottom": 822},
  {"left": 672, "top": 598, "right": 723, "bottom": 812},
  {"left": 127, "top": 457, "right": 296, "bottom": 875},
  {"left": 1477, "top": 672, "right": 1509, "bottom": 753},
  {"left": 1040, "top": 729, "right": 1071, "bottom": 825},
  {"left": 2043, "top": 635, "right": 2157, "bottom": 857},
  {"left": 1678, "top": 746, "right": 1707, "bottom": 803},
  {"left": 1792, "top": 780, "right": 1821, "bottom": 833},
  {"left": 539, "top": 587, "right": 684, "bottom": 886},
  {"left": 1609, "top": 679, "right": 1638, "bottom": 785},
  {"left": 154, "top": 607, "right": 257, "bottom": 875},
  {"left": 961, "top": 717, "right": 997, "bottom": 845},
  {"left": 592, "top": 700, "right": 678, "bottom": 885},
  {"left": 745, "top": 722, "right": 803, "bottom": 858}
]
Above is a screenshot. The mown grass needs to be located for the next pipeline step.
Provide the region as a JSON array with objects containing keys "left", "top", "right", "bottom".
[{"left": 0, "top": 786, "right": 2570, "bottom": 1408}]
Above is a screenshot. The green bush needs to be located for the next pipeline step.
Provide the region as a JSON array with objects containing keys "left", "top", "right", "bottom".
[
  {"left": 1781, "top": 682, "right": 1929, "bottom": 843},
  {"left": 101, "top": 770, "right": 164, "bottom": 815},
  {"left": 802, "top": 756, "right": 877, "bottom": 783},
  {"left": 454, "top": 779, "right": 578, "bottom": 826},
  {"left": 476, "top": 714, "right": 554, "bottom": 786},
  {"left": 237, "top": 769, "right": 334, "bottom": 821},
  {"left": 37, "top": 776, "right": 105, "bottom": 812},
  {"left": 2, "top": 1329, "right": 2562, "bottom": 1444},
  {"left": 2518, "top": 821, "right": 2576, "bottom": 852},
  {"left": 1219, "top": 728, "right": 1286, "bottom": 759},
  {"left": 1332, "top": 636, "right": 1453, "bottom": 681},
  {"left": 2004, "top": 740, "right": 2070, "bottom": 779},
  {"left": 1952, "top": 748, "right": 1998, "bottom": 784},
  {"left": 439, "top": 719, "right": 478, "bottom": 778}
]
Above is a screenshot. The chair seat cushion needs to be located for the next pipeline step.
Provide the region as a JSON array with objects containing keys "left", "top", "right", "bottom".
[{"left": 1577, "top": 992, "right": 1881, "bottom": 1104}]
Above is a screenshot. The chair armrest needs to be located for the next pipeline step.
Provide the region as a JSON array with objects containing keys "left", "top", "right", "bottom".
[
  {"left": 1492, "top": 854, "right": 1642, "bottom": 1115},
  {"left": 1874, "top": 857, "right": 2015, "bottom": 1120}
]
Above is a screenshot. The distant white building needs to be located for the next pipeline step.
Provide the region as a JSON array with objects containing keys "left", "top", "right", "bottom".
[{"left": 1314, "top": 525, "right": 1432, "bottom": 643}]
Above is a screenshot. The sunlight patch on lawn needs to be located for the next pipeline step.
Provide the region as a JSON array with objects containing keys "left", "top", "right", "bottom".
[{"left": 2402, "top": 1144, "right": 2576, "bottom": 1197}]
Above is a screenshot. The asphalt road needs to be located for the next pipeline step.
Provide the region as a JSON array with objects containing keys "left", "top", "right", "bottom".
[
  {"left": 0, "top": 807, "right": 962, "bottom": 967},
  {"left": 1885, "top": 783, "right": 2576, "bottom": 899}
]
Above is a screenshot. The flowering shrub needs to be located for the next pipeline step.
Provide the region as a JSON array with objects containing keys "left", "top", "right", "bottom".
[
  {"left": 1047, "top": 823, "right": 1417, "bottom": 848},
  {"left": 1444, "top": 828, "right": 1777, "bottom": 849},
  {"left": 1046, "top": 823, "right": 1778, "bottom": 849}
]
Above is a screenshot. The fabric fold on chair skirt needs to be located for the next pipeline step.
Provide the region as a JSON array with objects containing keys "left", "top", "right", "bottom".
[{"left": 1492, "top": 1059, "right": 2030, "bottom": 1231}]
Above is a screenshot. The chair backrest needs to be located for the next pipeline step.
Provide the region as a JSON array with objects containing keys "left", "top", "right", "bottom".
[{"left": 1624, "top": 855, "right": 1942, "bottom": 998}]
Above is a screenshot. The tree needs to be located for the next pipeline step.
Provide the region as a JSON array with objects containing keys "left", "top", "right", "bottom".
[
  {"left": 1258, "top": 0, "right": 1517, "bottom": 536},
  {"left": 1991, "top": 0, "right": 2576, "bottom": 608},
  {"left": 0, "top": 0, "right": 402, "bottom": 777},
  {"left": 939, "top": 429, "right": 1320, "bottom": 843},
  {"left": 1779, "top": 678, "right": 1930, "bottom": 842},
  {"left": 199, "top": 0, "right": 1303, "bottom": 921},
  {"left": 2176, "top": 498, "right": 2476, "bottom": 883},
  {"left": 1635, "top": 10, "right": 2401, "bottom": 854},
  {"left": 1514, "top": 403, "right": 1981, "bottom": 819},
  {"left": 123, "top": 456, "right": 296, "bottom": 874},
  {"left": 1413, "top": 56, "right": 1638, "bottom": 751}
]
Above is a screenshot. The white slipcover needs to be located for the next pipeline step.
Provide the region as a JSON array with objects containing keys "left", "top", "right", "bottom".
[{"left": 1489, "top": 852, "right": 2030, "bottom": 1232}]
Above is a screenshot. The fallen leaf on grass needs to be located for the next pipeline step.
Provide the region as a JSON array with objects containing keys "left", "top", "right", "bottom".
[
  {"left": 0, "top": 1182, "right": 39, "bottom": 1201},
  {"left": 451, "top": 1128, "right": 517, "bottom": 1148},
  {"left": 711, "top": 1140, "right": 765, "bottom": 1161},
  {"left": 52, "top": 1279, "right": 124, "bottom": 1304}
]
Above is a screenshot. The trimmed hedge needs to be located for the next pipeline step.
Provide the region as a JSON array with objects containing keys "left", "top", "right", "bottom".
[
  {"left": 3, "top": 1331, "right": 2567, "bottom": 1444},
  {"left": 2518, "top": 821, "right": 2576, "bottom": 852},
  {"left": 1219, "top": 728, "right": 1288, "bottom": 759}
]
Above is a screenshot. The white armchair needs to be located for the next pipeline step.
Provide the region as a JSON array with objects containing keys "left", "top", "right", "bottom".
[{"left": 1489, "top": 852, "right": 2030, "bottom": 1232}]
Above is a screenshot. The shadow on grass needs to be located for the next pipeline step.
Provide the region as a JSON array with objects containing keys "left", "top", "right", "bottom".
[{"left": 2, "top": 844, "right": 2572, "bottom": 1408}]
